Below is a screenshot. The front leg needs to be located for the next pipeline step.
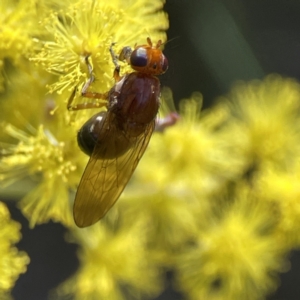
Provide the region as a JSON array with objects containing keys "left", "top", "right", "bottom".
[{"left": 67, "top": 56, "right": 109, "bottom": 111}]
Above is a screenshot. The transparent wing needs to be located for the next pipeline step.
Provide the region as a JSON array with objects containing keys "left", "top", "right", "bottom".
[{"left": 73, "top": 118, "right": 155, "bottom": 227}]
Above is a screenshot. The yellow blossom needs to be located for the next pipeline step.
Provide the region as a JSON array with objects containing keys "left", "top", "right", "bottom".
[
  {"left": 219, "top": 74, "right": 300, "bottom": 170},
  {"left": 30, "top": 0, "right": 168, "bottom": 95},
  {"left": 0, "top": 201, "right": 29, "bottom": 298},
  {"left": 0, "top": 0, "right": 43, "bottom": 92},
  {"left": 134, "top": 91, "right": 245, "bottom": 196},
  {"left": 0, "top": 123, "right": 87, "bottom": 227},
  {"left": 54, "top": 221, "right": 163, "bottom": 300},
  {"left": 0, "top": 65, "right": 53, "bottom": 138},
  {"left": 254, "top": 160, "right": 300, "bottom": 248},
  {"left": 174, "top": 186, "right": 288, "bottom": 300}
]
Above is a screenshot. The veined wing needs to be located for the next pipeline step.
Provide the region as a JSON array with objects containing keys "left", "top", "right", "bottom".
[{"left": 73, "top": 119, "right": 155, "bottom": 227}]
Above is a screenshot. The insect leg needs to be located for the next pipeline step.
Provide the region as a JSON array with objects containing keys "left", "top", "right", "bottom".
[
  {"left": 67, "top": 56, "right": 109, "bottom": 111},
  {"left": 81, "top": 56, "right": 109, "bottom": 99},
  {"left": 119, "top": 46, "right": 132, "bottom": 64},
  {"left": 67, "top": 89, "right": 108, "bottom": 111},
  {"left": 109, "top": 42, "right": 119, "bottom": 68},
  {"left": 155, "top": 112, "right": 180, "bottom": 132},
  {"left": 109, "top": 43, "right": 122, "bottom": 82}
]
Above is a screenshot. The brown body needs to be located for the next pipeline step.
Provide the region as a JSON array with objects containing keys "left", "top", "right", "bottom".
[
  {"left": 71, "top": 38, "right": 168, "bottom": 227},
  {"left": 109, "top": 72, "right": 160, "bottom": 136}
]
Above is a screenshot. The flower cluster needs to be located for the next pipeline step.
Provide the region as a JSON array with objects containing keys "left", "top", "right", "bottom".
[{"left": 0, "top": 202, "right": 29, "bottom": 299}]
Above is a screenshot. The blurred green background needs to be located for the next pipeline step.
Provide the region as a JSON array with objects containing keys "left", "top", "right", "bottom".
[{"left": 163, "top": 0, "right": 300, "bottom": 108}]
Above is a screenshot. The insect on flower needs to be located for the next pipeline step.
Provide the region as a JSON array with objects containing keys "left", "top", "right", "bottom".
[{"left": 68, "top": 37, "right": 175, "bottom": 227}]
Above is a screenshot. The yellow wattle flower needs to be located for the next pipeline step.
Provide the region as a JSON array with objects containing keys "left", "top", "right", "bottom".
[
  {"left": 0, "top": 201, "right": 29, "bottom": 298},
  {"left": 255, "top": 160, "right": 300, "bottom": 248},
  {"left": 219, "top": 74, "right": 300, "bottom": 170},
  {"left": 30, "top": 0, "right": 168, "bottom": 95},
  {"left": 174, "top": 186, "right": 288, "bottom": 300},
  {"left": 55, "top": 221, "right": 163, "bottom": 300}
]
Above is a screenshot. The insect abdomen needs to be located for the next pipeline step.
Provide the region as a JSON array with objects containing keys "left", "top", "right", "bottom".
[{"left": 77, "top": 111, "right": 132, "bottom": 159}]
